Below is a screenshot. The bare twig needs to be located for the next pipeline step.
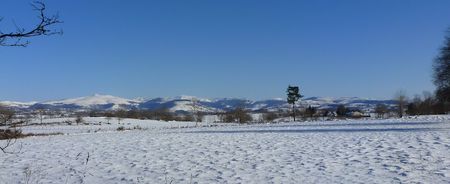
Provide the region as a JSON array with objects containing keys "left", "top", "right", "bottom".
[
  {"left": 0, "top": 128, "right": 23, "bottom": 154},
  {"left": 86, "top": 152, "right": 90, "bottom": 165},
  {"left": 0, "top": 1, "right": 62, "bottom": 47}
]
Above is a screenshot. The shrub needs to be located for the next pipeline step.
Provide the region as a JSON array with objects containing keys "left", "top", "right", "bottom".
[
  {"left": 262, "top": 111, "right": 278, "bottom": 122},
  {"left": 336, "top": 105, "right": 348, "bottom": 117},
  {"left": 0, "top": 129, "right": 24, "bottom": 140},
  {"left": 223, "top": 107, "right": 252, "bottom": 123},
  {"left": 75, "top": 115, "right": 84, "bottom": 125}
]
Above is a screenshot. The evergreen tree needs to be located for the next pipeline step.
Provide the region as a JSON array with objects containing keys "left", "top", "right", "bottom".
[{"left": 286, "top": 85, "right": 303, "bottom": 121}]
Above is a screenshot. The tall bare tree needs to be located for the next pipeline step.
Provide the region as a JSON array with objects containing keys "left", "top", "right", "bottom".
[
  {"left": 191, "top": 98, "right": 204, "bottom": 126},
  {"left": 35, "top": 108, "right": 46, "bottom": 124},
  {"left": 433, "top": 28, "right": 450, "bottom": 112},
  {"left": 394, "top": 90, "right": 408, "bottom": 118},
  {"left": 375, "top": 104, "right": 389, "bottom": 118},
  {"left": 0, "top": 1, "right": 62, "bottom": 47}
]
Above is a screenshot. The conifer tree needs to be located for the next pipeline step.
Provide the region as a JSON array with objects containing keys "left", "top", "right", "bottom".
[{"left": 287, "top": 85, "right": 303, "bottom": 121}]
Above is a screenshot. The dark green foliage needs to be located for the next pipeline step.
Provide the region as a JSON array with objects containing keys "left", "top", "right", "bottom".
[
  {"left": 287, "top": 86, "right": 302, "bottom": 104},
  {"left": 286, "top": 85, "right": 303, "bottom": 121}
]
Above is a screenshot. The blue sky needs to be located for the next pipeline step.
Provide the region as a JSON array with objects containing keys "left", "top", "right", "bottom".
[{"left": 0, "top": 0, "right": 449, "bottom": 101}]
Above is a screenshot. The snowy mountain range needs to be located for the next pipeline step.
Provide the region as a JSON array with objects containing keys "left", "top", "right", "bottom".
[{"left": 0, "top": 94, "right": 397, "bottom": 113}]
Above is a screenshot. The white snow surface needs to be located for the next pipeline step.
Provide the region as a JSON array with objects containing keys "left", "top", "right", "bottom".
[{"left": 1, "top": 115, "right": 450, "bottom": 183}]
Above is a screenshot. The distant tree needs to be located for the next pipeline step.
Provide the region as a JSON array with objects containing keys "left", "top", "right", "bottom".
[
  {"left": 222, "top": 112, "right": 235, "bottom": 123},
  {"left": 407, "top": 102, "right": 419, "bottom": 116},
  {"left": 126, "top": 109, "right": 141, "bottom": 119},
  {"left": 224, "top": 107, "right": 252, "bottom": 123},
  {"left": 181, "top": 114, "right": 194, "bottom": 122},
  {"left": 115, "top": 109, "right": 127, "bottom": 124},
  {"left": 104, "top": 111, "right": 114, "bottom": 123},
  {"left": 420, "top": 91, "right": 435, "bottom": 115},
  {"left": 394, "top": 90, "right": 408, "bottom": 118},
  {"left": 154, "top": 108, "right": 174, "bottom": 121},
  {"left": 191, "top": 98, "right": 203, "bottom": 126},
  {"left": 18, "top": 113, "right": 32, "bottom": 126},
  {"left": 336, "top": 105, "right": 348, "bottom": 117},
  {"left": 0, "top": 1, "right": 62, "bottom": 47},
  {"left": 262, "top": 111, "right": 278, "bottom": 123},
  {"left": 433, "top": 28, "right": 450, "bottom": 112},
  {"left": 89, "top": 110, "right": 99, "bottom": 117},
  {"left": 374, "top": 104, "right": 389, "bottom": 118},
  {"left": 304, "top": 106, "right": 317, "bottom": 119},
  {"left": 318, "top": 109, "right": 332, "bottom": 120},
  {"left": 0, "top": 105, "right": 15, "bottom": 126},
  {"left": 35, "top": 108, "right": 46, "bottom": 124},
  {"left": 406, "top": 95, "right": 422, "bottom": 116},
  {"left": 286, "top": 85, "right": 303, "bottom": 121}
]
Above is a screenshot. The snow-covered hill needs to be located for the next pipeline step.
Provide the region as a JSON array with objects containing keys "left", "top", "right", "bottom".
[
  {"left": 43, "top": 94, "right": 139, "bottom": 107},
  {"left": 0, "top": 101, "right": 37, "bottom": 109},
  {"left": 1, "top": 95, "right": 396, "bottom": 113}
]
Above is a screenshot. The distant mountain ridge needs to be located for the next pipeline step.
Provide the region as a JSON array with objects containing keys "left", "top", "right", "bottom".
[{"left": 0, "top": 94, "right": 397, "bottom": 113}]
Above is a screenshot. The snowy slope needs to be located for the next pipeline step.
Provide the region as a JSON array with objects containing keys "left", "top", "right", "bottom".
[
  {"left": 1, "top": 95, "right": 396, "bottom": 112},
  {"left": 34, "top": 94, "right": 141, "bottom": 110},
  {"left": 43, "top": 94, "right": 139, "bottom": 106},
  {"left": 0, "top": 101, "right": 36, "bottom": 108}
]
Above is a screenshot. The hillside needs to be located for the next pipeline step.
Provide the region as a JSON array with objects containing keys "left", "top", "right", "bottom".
[{"left": 0, "top": 94, "right": 397, "bottom": 113}]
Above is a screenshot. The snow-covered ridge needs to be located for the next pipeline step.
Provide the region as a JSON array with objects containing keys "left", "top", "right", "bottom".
[
  {"left": 42, "top": 94, "right": 140, "bottom": 107},
  {"left": 1, "top": 95, "right": 396, "bottom": 112},
  {"left": 0, "top": 101, "right": 37, "bottom": 108}
]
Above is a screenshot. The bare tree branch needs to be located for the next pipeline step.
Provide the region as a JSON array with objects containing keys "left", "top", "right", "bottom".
[
  {"left": 0, "top": 128, "right": 23, "bottom": 154},
  {"left": 0, "top": 104, "right": 22, "bottom": 154},
  {"left": 0, "top": 1, "right": 62, "bottom": 47}
]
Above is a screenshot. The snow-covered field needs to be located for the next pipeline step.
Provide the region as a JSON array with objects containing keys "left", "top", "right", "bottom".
[
  {"left": 16, "top": 117, "right": 214, "bottom": 135},
  {"left": 1, "top": 116, "right": 450, "bottom": 183}
]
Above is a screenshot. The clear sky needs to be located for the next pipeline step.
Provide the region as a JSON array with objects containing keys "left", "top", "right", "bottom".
[{"left": 1, "top": 0, "right": 449, "bottom": 101}]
